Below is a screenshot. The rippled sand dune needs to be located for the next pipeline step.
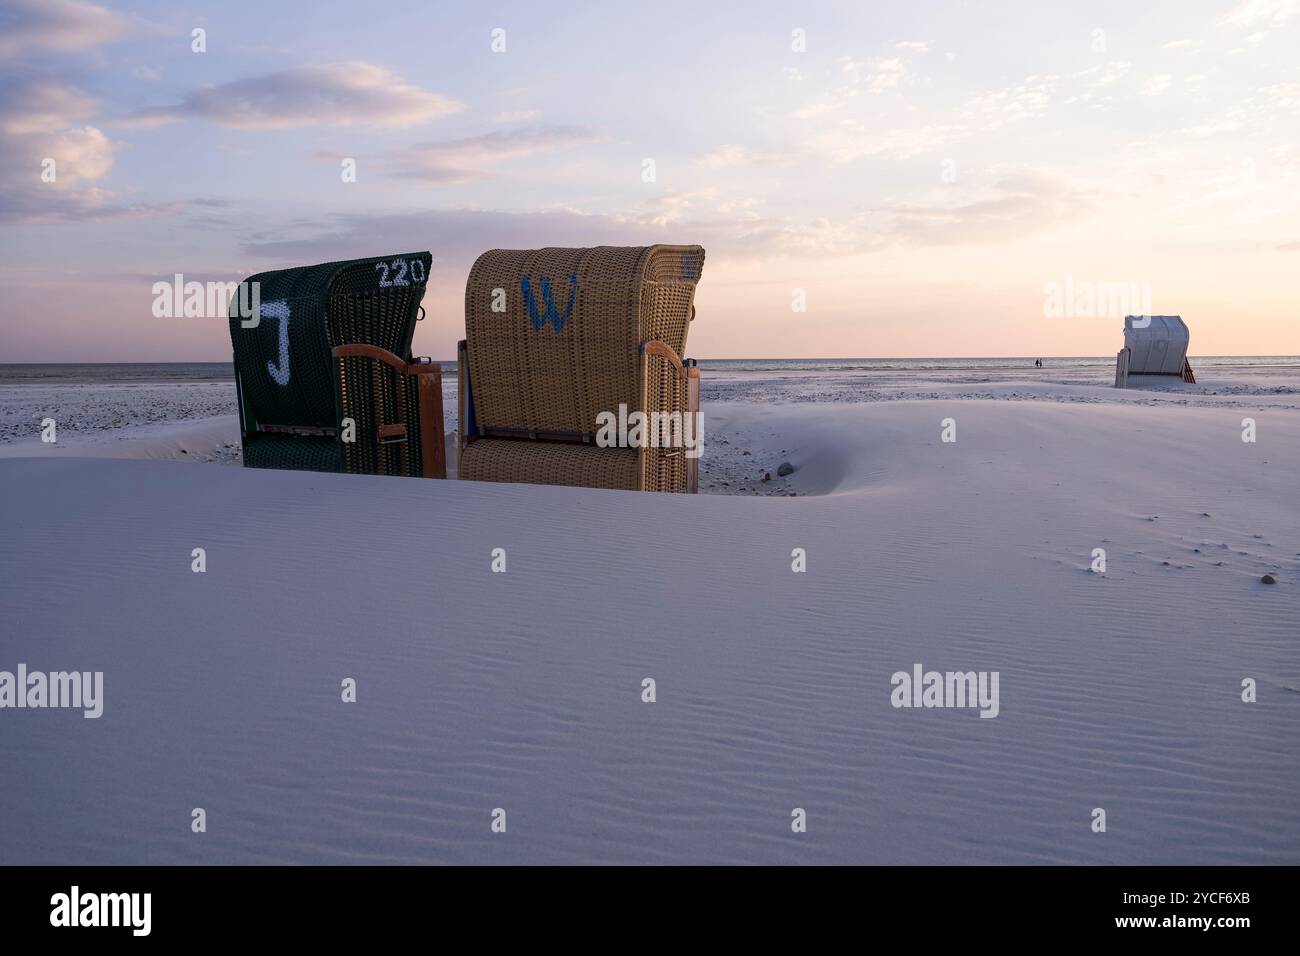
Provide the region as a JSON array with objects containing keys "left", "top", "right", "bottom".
[{"left": 1, "top": 391, "right": 1295, "bottom": 864}]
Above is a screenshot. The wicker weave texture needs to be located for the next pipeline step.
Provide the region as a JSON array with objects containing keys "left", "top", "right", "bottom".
[
  {"left": 228, "top": 252, "right": 436, "bottom": 476},
  {"left": 463, "top": 245, "right": 704, "bottom": 436},
  {"left": 459, "top": 439, "right": 641, "bottom": 490},
  {"left": 232, "top": 295, "right": 338, "bottom": 428},
  {"left": 334, "top": 355, "right": 428, "bottom": 477},
  {"left": 640, "top": 350, "right": 691, "bottom": 493},
  {"left": 243, "top": 433, "right": 342, "bottom": 473},
  {"left": 230, "top": 252, "right": 430, "bottom": 431}
]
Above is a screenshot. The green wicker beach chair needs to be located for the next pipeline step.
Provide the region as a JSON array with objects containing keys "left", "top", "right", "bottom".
[
  {"left": 458, "top": 245, "right": 704, "bottom": 492},
  {"left": 228, "top": 252, "right": 446, "bottom": 478}
]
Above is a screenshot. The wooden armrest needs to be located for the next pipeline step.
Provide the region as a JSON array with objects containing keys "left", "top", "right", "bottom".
[
  {"left": 332, "top": 343, "right": 411, "bottom": 372},
  {"left": 641, "top": 341, "right": 701, "bottom": 494},
  {"left": 332, "top": 345, "right": 446, "bottom": 479},
  {"left": 641, "top": 340, "right": 687, "bottom": 376}
]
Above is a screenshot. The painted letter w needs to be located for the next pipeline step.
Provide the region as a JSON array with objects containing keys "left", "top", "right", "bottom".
[{"left": 520, "top": 274, "right": 577, "bottom": 331}]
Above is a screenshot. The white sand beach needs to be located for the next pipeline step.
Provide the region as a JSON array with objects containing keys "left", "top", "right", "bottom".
[{"left": 0, "top": 361, "right": 1296, "bottom": 864}]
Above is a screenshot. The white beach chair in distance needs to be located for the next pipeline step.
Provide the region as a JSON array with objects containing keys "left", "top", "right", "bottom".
[{"left": 1115, "top": 315, "right": 1196, "bottom": 388}]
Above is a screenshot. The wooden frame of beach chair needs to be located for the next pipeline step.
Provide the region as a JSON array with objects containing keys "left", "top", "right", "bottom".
[
  {"left": 333, "top": 345, "right": 446, "bottom": 478},
  {"left": 457, "top": 245, "right": 705, "bottom": 492},
  {"left": 228, "top": 252, "right": 446, "bottom": 478}
]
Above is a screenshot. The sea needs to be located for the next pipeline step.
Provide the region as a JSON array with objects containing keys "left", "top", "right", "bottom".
[{"left": 2, "top": 357, "right": 1298, "bottom": 385}]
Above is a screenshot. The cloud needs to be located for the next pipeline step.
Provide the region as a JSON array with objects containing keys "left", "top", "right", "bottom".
[
  {"left": 0, "top": 0, "right": 133, "bottom": 62},
  {"left": 1220, "top": 0, "right": 1299, "bottom": 29},
  {"left": 124, "top": 62, "right": 463, "bottom": 129},
  {"left": 697, "top": 122, "right": 964, "bottom": 170},
  {"left": 1141, "top": 74, "right": 1174, "bottom": 96},
  {"left": 390, "top": 125, "right": 602, "bottom": 184},
  {"left": 794, "top": 55, "right": 916, "bottom": 117},
  {"left": 0, "top": 78, "right": 96, "bottom": 135},
  {"left": 35, "top": 124, "right": 112, "bottom": 184},
  {"left": 1073, "top": 61, "right": 1131, "bottom": 89},
  {"left": 895, "top": 41, "right": 931, "bottom": 53},
  {"left": 239, "top": 207, "right": 676, "bottom": 265},
  {"left": 839, "top": 56, "right": 910, "bottom": 92},
  {"left": 965, "top": 75, "right": 1058, "bottom": 129},
  {"left": 0, "top": 187, "right": 182, "bottom": 224},
  {"left": 238, "top": 200, "right": 885, "bottom": 268},
  {"left": 694, "top": 144, "right": 752, "bottom": 168},
  {"left": 643, "top": 189, "right": 720, "bottom": 226},
  {"left": 1064, "top": 62, "right": 1132, "bottom": 109},
  {"left": 879, "top": 171, "right": 1089, "bottom": 245},
  {"left": 642, "top": 190, "right": 768, "bottom": 228},
  {"left": 1177, "top": 117, "right": 1244, "bottom": 137},
  {"left": 1172, "top": 80, "right": 1300, "bottom": 139},
  {"left": 1260, "top": 81, "right": 1300, "bottom": 112},
  {"left": 0, "top": 76, "right": 175, "bottom": 222},
  {"left": 810, "top": 121, "right": 967, "bottom": 162}
]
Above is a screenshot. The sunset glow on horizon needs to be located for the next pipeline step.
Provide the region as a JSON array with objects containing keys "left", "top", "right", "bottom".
[{"left": 1, "top": 0, "right": 1297, "bottom": 362}]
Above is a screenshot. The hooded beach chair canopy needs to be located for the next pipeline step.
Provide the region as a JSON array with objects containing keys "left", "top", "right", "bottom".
[
  {"left": 1115, "top": 314, "right": 1195, "bottom": 386},
  {"left": 228, "top": 252, "right": 445, "bottom": 477},
  {"left": 458, "top": 244, "right": 705, "bottom": 492},
  {"left": 1124, "top": 315, "right": 1190, "bottom": 375}
]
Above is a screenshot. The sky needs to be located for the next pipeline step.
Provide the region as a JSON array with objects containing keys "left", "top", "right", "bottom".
[{"left": 0, "top": 0, "right": 1297, "bottom": 361}]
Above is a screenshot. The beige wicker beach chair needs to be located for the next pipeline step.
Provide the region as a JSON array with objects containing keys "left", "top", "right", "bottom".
[{"left": 458, "top": 245, "right": 705, "bottom": 492}]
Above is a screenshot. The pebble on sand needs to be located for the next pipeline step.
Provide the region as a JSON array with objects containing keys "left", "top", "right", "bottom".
[{"left": 1261, "top": 574, "right": 1277, "bottom": 585}]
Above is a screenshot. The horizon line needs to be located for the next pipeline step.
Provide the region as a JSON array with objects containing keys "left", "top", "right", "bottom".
[{"left": 3, "top": 354, "right": 1300, "bottom": 365}]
